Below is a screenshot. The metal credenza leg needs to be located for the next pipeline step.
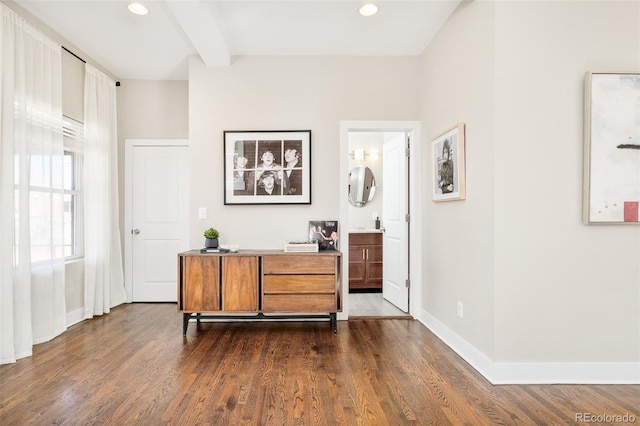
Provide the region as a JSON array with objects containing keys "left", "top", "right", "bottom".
[{"left": 183, "top": 313, "right": 191, "bottom": 335}]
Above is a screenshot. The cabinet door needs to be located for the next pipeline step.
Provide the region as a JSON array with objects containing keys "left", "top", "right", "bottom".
[
  {"left": 349, "top": 233, "right": 383, "bottom": 290},
  {"left": 365, "top": 245, "right": 383, "bottom": 286},
  {"left": 222, "top": 256, "right": 258, "bottom": 311},
  {"left": 182, "top": 256, "right": 220, "bottom": 312},
  {"left": 349, "top": 245, "right": 366, "bottom": 287}
]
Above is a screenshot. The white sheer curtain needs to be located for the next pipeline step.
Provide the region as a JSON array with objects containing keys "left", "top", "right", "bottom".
[
  {"left": 83, "top": 64, "right": 126, "bottom": 318},
  {"left": 1, "top": 4, "right": 66, "bottom": 364}
]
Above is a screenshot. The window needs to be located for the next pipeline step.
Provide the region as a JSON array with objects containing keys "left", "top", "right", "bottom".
[
  {"left": 62, "top": 116, "right": 84, "bottom": 259},
  {"left": 17, "top": 116, "right": 83, "bottom": 263},
  {"left": 24, "top": 152, "right": 65, "bottom": 262}
]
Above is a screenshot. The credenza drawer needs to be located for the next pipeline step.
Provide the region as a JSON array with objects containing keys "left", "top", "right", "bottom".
[
  {"left": 263, "top": 275, "right": 335, "bottom": 293},
  {"left": 263, "top": 254, "right": 336, "bottom": 275},
  {"left": 263, "top": 294, "right": 336, "bottom": 312}
]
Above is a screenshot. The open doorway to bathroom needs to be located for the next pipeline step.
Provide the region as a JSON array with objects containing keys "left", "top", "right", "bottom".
[
  {"left": 339, "top": 120, "right": 422, "bottom": 321},
  {"left": 341, "top": 124, "right": 418, "bottom": 318}
]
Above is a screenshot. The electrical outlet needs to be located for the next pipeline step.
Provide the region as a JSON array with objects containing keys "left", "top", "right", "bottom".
[
  {"left": 198, "top": 207, "right": 207, "bottom": 219},
  {"left": 457, "top": 301, "right": 464, "bottom": 319}
]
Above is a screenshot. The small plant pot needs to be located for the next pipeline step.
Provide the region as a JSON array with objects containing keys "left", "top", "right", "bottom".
[{"left": 204, "top": 238, "right": 219, "bottom": 248}]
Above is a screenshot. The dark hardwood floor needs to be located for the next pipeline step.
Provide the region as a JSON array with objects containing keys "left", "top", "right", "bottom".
[{"left": 1, "top": 303, "right": 638, "bottom": 425}]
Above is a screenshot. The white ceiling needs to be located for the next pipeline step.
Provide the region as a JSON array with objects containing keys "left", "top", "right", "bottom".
[{"left": 14, "top": 0, "right": 461, "bottom": 81}]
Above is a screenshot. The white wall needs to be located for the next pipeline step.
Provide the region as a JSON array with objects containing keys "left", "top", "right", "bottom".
[
  {"left": 493, "top": 0, "right": 640, "bottom": 364},
  {"left": 420, "top": 0, "right": 640, "bottom": 381},
  {"left": 188, "top": 55, "right": 420, "bottom": 250},
  {"left": 420, "top": 0, "right": 497, "bottom": 359},
  {"left": 64, "top": 261, "right": 84, "bottom": 320}
]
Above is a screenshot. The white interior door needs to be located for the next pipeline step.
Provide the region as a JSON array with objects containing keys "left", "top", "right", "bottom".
[
  {"left": 126, "top": 141, "right": 189, "bottom": 302},
  {"left": 382, "top": 133, "right": 409, "bottom": 311}
]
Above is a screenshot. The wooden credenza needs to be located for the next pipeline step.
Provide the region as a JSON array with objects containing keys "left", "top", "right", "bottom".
[
  {"left": 348, "top": 232, "right": 382, "bottom": 291},
  {"left": 178, "top": 250, "right": 342, "bottom": 334}
]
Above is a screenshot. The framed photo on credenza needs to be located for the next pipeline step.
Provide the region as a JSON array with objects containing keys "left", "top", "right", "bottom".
[{"left": 308, "top": 220, "right": 338, "bottom": 250}]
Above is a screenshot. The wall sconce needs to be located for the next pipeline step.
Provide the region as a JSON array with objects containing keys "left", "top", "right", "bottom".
[
  {"left": 349, "top": 148, "right": 380, "bottom": 160},
  {"left": 353, "top": 148, "right": 365, "bottom": 160}
]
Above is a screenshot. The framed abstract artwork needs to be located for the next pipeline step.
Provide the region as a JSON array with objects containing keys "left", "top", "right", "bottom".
[
  {"left": 432, "top": 123, "right": 466, "bottom": 202},
  {"left": 583, "top": 72, "right": 640, "bottom": 224},
  {"left": 223, "top": 130, "right": 311, "bottom": 205}
]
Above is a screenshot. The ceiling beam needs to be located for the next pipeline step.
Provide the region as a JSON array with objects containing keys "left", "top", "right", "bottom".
[{"left": 164, "top": 0, "right": 230, "bottom": 67}]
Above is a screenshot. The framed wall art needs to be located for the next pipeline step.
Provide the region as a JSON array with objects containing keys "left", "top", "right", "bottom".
[
  {"left": 223, "top": 130, "right": 311, "bottom": 205},
  {"left": 583, "top": 72, "right": 640, "bottom": 224},
  {"left": 432, "top": 123, "right": 466, "bottom": 202}
]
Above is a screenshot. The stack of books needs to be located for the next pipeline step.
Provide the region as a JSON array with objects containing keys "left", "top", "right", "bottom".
[
  {"left": 200, "top": 247, "right": 230, "bottom": 253},
  {"left": 284, "top": 241, "right": 319, "bottom": 253}
]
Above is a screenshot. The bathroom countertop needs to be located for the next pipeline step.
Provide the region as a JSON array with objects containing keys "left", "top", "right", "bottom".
[{"left": 349, "top": 229, "right": 383, "bottom": 233}]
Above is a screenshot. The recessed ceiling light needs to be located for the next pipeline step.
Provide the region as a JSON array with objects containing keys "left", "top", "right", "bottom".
[
  {"left": 128, "top": 2, "right": 148, "bottom": 16},
  {"left": 359, "top": 3, "right": 378, "bottom": 17}
]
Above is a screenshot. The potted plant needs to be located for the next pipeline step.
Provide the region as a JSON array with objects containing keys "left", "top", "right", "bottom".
[{"left": 203, "top": 227, "right": 220, "bottom": 248}]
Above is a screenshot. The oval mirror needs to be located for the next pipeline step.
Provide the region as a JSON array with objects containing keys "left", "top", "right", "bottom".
[{"left": 348, "top": 166, "right": 376, "bottom": 207}]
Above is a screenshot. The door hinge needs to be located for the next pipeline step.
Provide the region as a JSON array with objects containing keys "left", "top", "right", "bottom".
[
  {"left": 405, "top": 213, "right": 410, "bottom": 223},
  {"left": 405, "top": 279, "right": 411, "bottom": 288}
]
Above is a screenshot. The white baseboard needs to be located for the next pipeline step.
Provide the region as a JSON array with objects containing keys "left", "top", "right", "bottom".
[
  {"left": 419, "top": 309, "right": 640, "bottom": 384},
  {"left": 66, "top": 307, "right": 85, "bottom": 328},
  {"left": 419, "top": 310, "right": 496, "bottom": 381},
  {"left": 491, "top": 361, "right": 640, "bottom": 384}
]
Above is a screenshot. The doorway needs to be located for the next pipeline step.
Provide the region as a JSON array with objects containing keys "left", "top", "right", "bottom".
[
  {"left": 339, "top": 121, "right": 423, "bottom": 320},
  {"left": 124, "top": 139, "right": 190, "bottom": 302}
]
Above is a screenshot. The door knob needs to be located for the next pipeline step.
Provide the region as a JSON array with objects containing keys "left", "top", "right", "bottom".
[{"left": 131, "top": 228, "right": 140, "bottom": 235}]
